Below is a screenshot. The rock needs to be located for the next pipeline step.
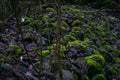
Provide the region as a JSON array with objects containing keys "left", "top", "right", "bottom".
[
  {"left": 55, "top": 69, "right": 75, "bottom": 80},
  {"left": 67, "top": 19, "right": 73, "bottom": 25},
  {"left": 76, "top": 58, "right": 87, "bottom": 74},
  {"left": 23, "top": 32, "right": 35, "bottom": 42},
  {"left": 0, "top": 63, "right": 12, "bottom": 71},
  {"left": 83, "top": 47, "right": 93, "bottom": 56}
]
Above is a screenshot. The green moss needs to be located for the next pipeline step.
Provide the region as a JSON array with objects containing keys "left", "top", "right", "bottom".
[
  {"left": 68, "top": 40, "right": 80, "bottom": 46},
  {"left": 72, "top": 20, "right": 80, "bottom": 26},
  {"left": 23, "top": 32, "right": 34, "bottom": 41},
  {"left": 114, "top": 49, "right": 120, "bottom": 56},
  {"left": 87, "top": 29, "right": 96, "bottom": 37},
  {"left": 109, "top": 66, "right": 119, "bottom": 75},
  {"left": 114, "top": 58, "right": 120, "bottom": 63},
  {"left": 33, "top": 20, "right": 42, "bottom": 26},
  {"left": 62, "top": 21, "right": 69, "bottom": 27},
  {"left": 69, "top": 7, "right": 81, "bottom": 13},
  {"left": 60, "top": 45, "right": 66, "bottom": 58},
  {"left": 42, "top": 28, "right": 50, "bottom": 34},
  {"left": 94, "top": 74, "right": 106, "bottom": 80},
  {"left": 80, "top": 41, "right": 89, "bottom": 48},
  {"left": 81, "top": 74, "right": 89, "bottom": 80},
  {"left": 84, "top": 54, "right": 105, "bottom": 75},
  {"left": 102, "top": 45, "right": 113, "bottom": 52},
  {"left": 93, "top": 50, "right": 101, "bottom": 54},
  {"left": 43, "top": 15, "right": 49, "bottom": 20},
  {"left": 7, "top": 44, "right": 22, "bottom": 55},
  {"left": 68, "top": 40, "right": 89, "bottom": 48},
  {"left": 39, "top": 50, "right": 49, "bottom": 57},
  {"left": 100, "top": 40, "right": 108, "bottom": 46},
  {"left": 90, "top": 45, "right": 98, "bottom": 50},
  {"left": 83, "top": 24, "right": 92, "bottom": 29},
  {"left": 72, "top": 27, "right": 83, "bottom": 33},
  {"left": 24, "top": 16, "right": 33, "bottom": 22},
  {"left": 46, "top": 7, "right": 54, "bottom": 12},
  {"left": 64, "top": 33, "right": 76, "bottom": 41},
  {"left": 52, "top": 23, "right": 57, "bottom": 29},
  {"left": 61, "top": 27, "right": 67, "bottom": 34},
  {"left": 84, "top": 37, "right": 90, "bottom": 43},
  {"left": 0, "top": 54, "right": 12, "bottom": 63}
]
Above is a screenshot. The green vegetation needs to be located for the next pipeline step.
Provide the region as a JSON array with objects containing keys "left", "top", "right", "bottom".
[
  {"left": 84, "top": 54, "right": 105, "bottom": 75},
  {"left": 93, "top": 74, "right": 106, "bottom": 80},
  {"left": 0, "top": 0, "right": 120, "bottom": 80},
  {"left": 7, "top": 44, "right": 23, "bottom": 55}
]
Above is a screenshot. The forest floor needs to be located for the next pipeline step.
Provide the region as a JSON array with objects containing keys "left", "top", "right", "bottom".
[{"left": 0, "top": 5, "right": 120, "bottom": 80}]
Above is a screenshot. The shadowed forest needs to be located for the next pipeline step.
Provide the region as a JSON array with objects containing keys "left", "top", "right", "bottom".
[{"left": 0, "top": 0, "right": 120, "bottom": 80}]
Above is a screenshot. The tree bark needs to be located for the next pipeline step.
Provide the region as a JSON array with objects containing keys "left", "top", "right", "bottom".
[{"left": 55, "top": 0, "right": 63, "bottom": 80}]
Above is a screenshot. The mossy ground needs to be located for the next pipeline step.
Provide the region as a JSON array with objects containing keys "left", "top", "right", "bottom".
[{"left": 0, "top": 5, "right": 120, "bottom": 80}]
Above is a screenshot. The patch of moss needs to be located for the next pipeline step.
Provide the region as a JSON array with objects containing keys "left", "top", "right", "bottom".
[
  {"left": 62, "top": 21, "right": 69, "bottom": 27},
  {"left": 109, "top": 66, "right": 119, "bottom": 75},
  {"left": 39, "top": 50, "right": 49, "bottom": 57},
  {"left": 68, "top": 40, "right": 89, "bottom": 48},
  {"left": 114, "top": 49, "right": 120, "bottom": 56},
  {"left": 103, "top": 45, "right": 114, "bottom": 53},
  {"left": 93, "top": 49, "right": 101, "bottom": 54},
  {"left": 46, "top": 7, "right": 54, "bottom": 12},
  {"left": 81, "top": 74, "right": 90, "bottom": 80},
  {"left": 69, "top": 7, "right": 81, "bottom": 13},
  {"left": 72, "top": 20, "right": 80, "bottom": 26},
  {"left": 114, "top": 58, "right": 120, "bottom": 64},
  {"left": 87, "top": 29, "right": 96, "bottom": 37},
  {"left": 24, "top": 16, "right": 33, "bottom": 23},
  {"left": 23, "top": 32, "right": 35, "bottom": 41},
  {"left": 32, "top": 20, "right": 42, "bottom": 26},
  {"left": 7, "top": 44, "right": 23, "bottom": 55},
  {"left": 93, "top": 74, "right": 106, "bottom": 80},
  {"left": 52, "top": 23, "right": 57, "bottom": 29},
  {"left": 61, "top": 27, "right": 67, "bottom": 34},
  {"left": 72, "top": 27, "right": 84, "bottom": 33},
  {"left": 84, "top": 37, "right": 90, "bottom": 43},
  {"left": 83, "top": 24, "right": 92, "bottom": 29},
  {"left": 43, "top": 15, "right": 49, "bottom": 20},
  {"left": 42, "top": 28, "right": 50, "bottom": 34},
  {"left": 64, "top": 33, "right": 76, "bottom": 41},
  {"left": 84, "top": 54, "right": 105, "bottom": 75},
  {"left": 0, "top": 54, "right": 12, "bottom": 63}
]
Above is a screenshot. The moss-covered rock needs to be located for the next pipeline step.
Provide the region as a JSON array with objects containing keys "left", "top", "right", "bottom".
[{"left": 84, "top": 54, "right": 105, "bottom": 75}]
